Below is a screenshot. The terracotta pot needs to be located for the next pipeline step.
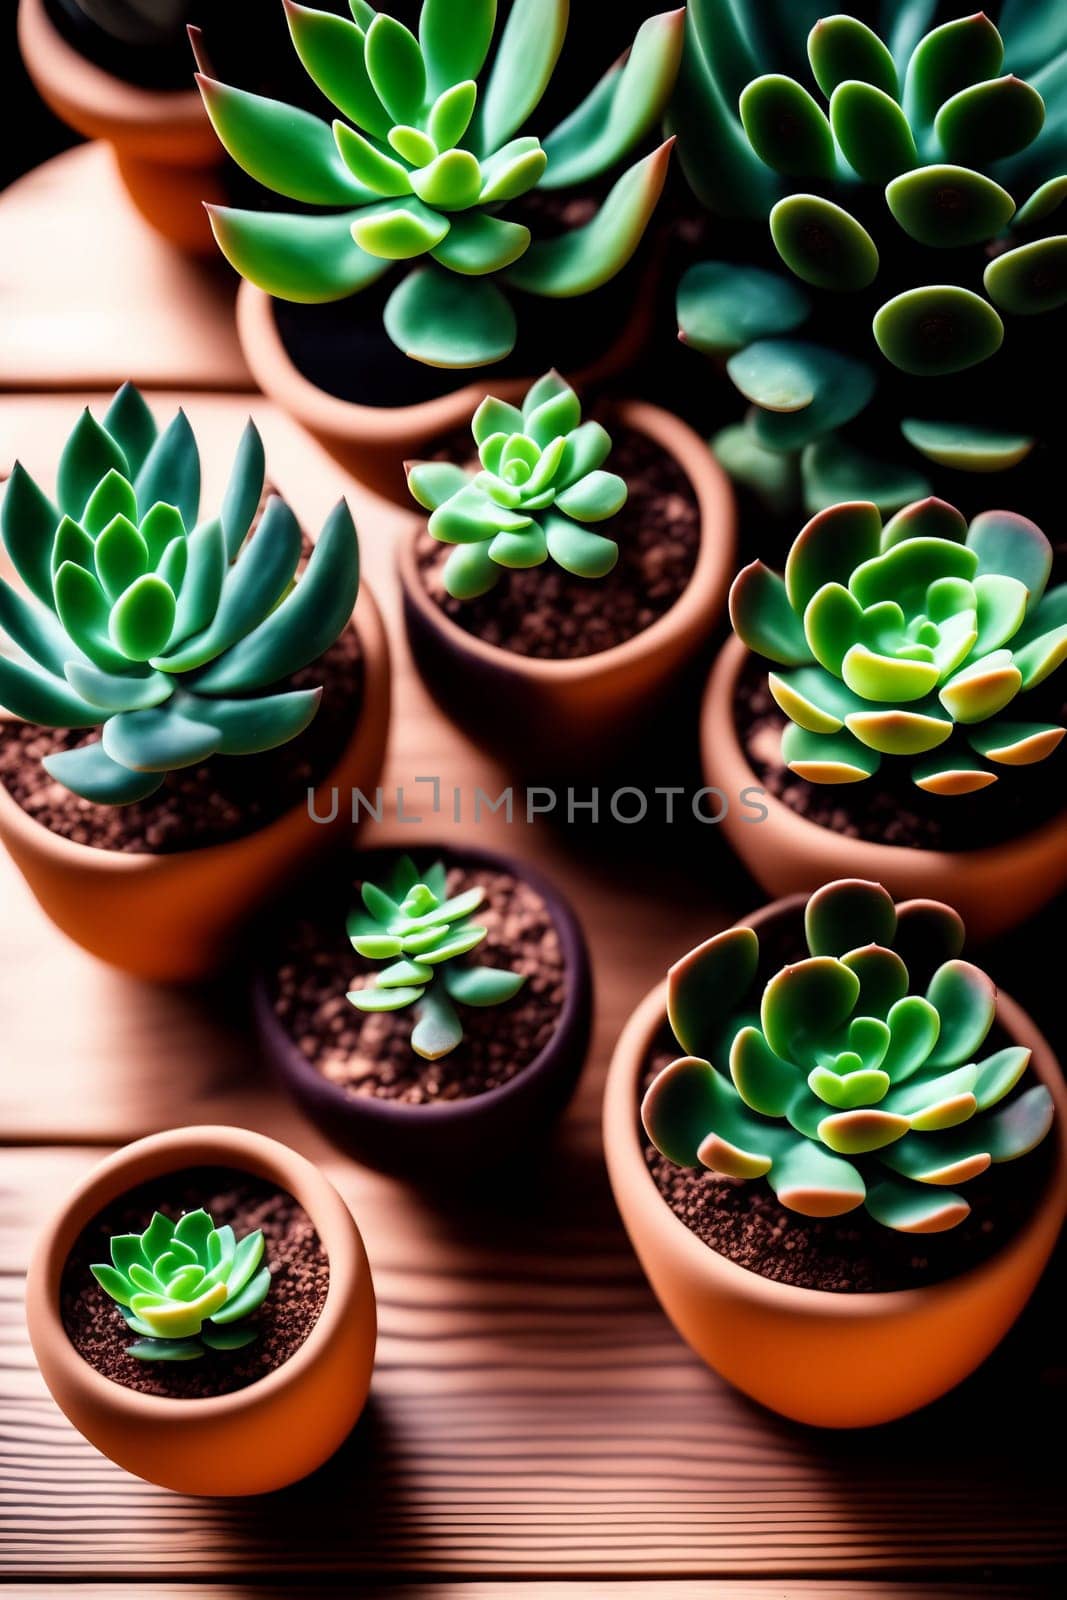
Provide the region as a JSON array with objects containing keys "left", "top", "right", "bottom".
[
  {"left": 26, "top": 1125, "right": 376, "bottom": 1494},
  {"left": 604, "top": 891, "right": 1067, "bottom": 1428},
  {"left": 253, "top": 843, "right": 593, "bottom": 1177},
  {"left": 18, "top": 0, "right": 224, "bottom": 254},
  {"left": 0, "top": 586, "right": 390, "bottom": 982},
  {"left": 235, "top": 272, "right": 661, "bottom": 509},
  {"left": 702, "top": 636, "right": 1067, "bottom": 943},
  {"left": 398, "top": 401, "right": 736, "bottom": 772}
]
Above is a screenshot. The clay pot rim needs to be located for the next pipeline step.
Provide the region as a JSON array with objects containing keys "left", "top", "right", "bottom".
[
  {"left": 604, "top": 889, "right": 1067, "bottom": 1317},
  {"left": 704, "top": 633, "right": 1067, "bottom": 878},
  {"left": 19, "top": 0, "right": 208, "bottom": 132},
  {"left": 397, "top": 399, "right": 735, "bottom": 686},
  {"left": 0, "top": 583, "right": 388, "bottom": 880},
  {"left": 25, "top": 1124, "right": 369, "bottom": 1420},
  {"left": 253, "top": 839, "right": 591, "bottom": 1129}
]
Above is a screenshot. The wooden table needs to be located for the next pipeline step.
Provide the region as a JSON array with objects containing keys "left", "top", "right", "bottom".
[{"left": 1, "top": 395, "right": 1064, "bottom": 1597}]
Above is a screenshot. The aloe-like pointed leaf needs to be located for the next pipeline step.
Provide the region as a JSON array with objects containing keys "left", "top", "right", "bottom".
[
  {"left": 0, "top": 580, "right": 75, "bottom": 678},
  {"left": 208, "top": 205, "right": 388, "bottom": 304},
  {"left": 432, "top": 213, "right": 531, "bottom": 276},
  {"left": 418, "top": 0, "right": 495, "bottom": 96},
  {"left": 56, "top": 410, "right": 128, "bottom": 521},
  {"left": 738, "top": 74, "right": 836, "bottom": 179},
  {"left": 677, "top": 261, "right": 809, "bottom": 356},
  {"left": 829, "top": 80, "right": 918, "bottom": 183},
  {"left": 873, "top": 286, "right": 1004, "bottom": 376},
  {"left": 887, "top": 165, "right": 1015, "bottom": 249},
  {"left": 333, "top": 122, "right": 411, "bottom": 199},
  {"left": 282, "top": 0, "right": 391, "bottom": 138},
  {"left": 167, "top": 517, "right": 226, "bottom": 649},
  {"left": 1, "top": 463, "right": 59, "bottom": 606},
  {"left": 384, "top": 268, "right": 516, "bottom": 367},
  {"left": 540, "top": 8, "right": 685, "bottom": 189},
  {"left": 180, "top": 687, "right": 321, "bottom": 757},
  {"left": 984, "top": 238, "right": 1067, "bottom": 317},
  {"left": 935, "top": 75, "right": 1046, "bottom": 166},
  {"left": 426, "top": 80, "right": 477, "bottom": 153},
  {"left": 198, "top": 72, "right": 369, "bottom": 206},
  {"left": 362, "top": 12, "right": 425, "bottom": 127},
  {"left": 194, "top": 499, "right": 359, "bottom": 694},
  {"left": 134, "top": 409, "right": 200, "bottom": 535},
  {"left": 472, "top": 0, "right": 567, "bottom": 157},
  {"left": 82, "top": 469, "right": 138, "bottom": 539},
  {"left": 218, "top": 419, "right": 265, "bottom": 563},
  {"left": 770, "top": 195, "right": 879, "bottom": 292},
  {"left": 0, "top": 654, "right": 99, "bottom": 729},
  {"left": 102, "top": 383, "right": 156, "bottom": 479},
  {"left": 93, "top": 515, "right": 149, "bottom": 603},
  {"left": 42, "top": 741, "right": 164, "bottom": 804}
]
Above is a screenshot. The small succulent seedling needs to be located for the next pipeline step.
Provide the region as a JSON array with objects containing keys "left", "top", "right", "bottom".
[
  {"left": 406, "top": 371, "right": 627, "bottom": 599},
  {"left": 643, "top": 880, "right": 1054, "bottom": 1233},
  {"left": 0, "top": 384, "right": 360, "bottom": 805},
  {"left": 92, "top": 1208, "right": 271, "bottom": 1361},
  {"left": 730, "top": 496, "right": 1067, "bottom": 794},
  {"left": 347, "top": 855, "right": 526, "bottom": 1059},
  {"left": 673, "top": 2, "right": 1067, "bottom": 510},
  {"left": 196, "top": 0, "right": 683, "bottom": 367}
]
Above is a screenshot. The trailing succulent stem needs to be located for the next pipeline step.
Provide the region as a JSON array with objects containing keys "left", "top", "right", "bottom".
[
  {"left": 92, "top": 1208, "right": 271, "bottom": 1361},
  {"left": 673, "top": 2, "right": 1067, "bottom": 511},
  {"left": 730, "top": 496, "right": 1066, "bottom": 795},
  {"left": 643, "top": 879, "right": 1054, "bottom": 1233},
  {"left": 347, "top": 855, "right": 525, "bottom": 1059},
  {"left": 407, "top": 371, "right": 626, "bottom": 599},
  {"left": 198, "top": 0, "right": 683, "bottom": 367},
  {"left": 0, "top": 384, "right": 360, "bottom": 806}
]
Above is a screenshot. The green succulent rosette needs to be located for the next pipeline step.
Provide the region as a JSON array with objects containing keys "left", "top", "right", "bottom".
[
  {"left": 0, "top": 384, "right": 360, "bottom": 806},
  {"left": 92, "top": 1208, "right": 271, "bottom": 1361},
  {"left": 406, "top": 370, "right": 626, "bottom": 599},
  {"left": 730, "top": 496, "right": 1066, "bottom": 794},
  {"left": 347, "top": 855, "right": 526, "bottom": 1059},
  {"left": 643, "top": 879, "right": 1054, "bottom": 1233},
  {"left": 672, "top": 2, "right": 1067, "bottom": 512},
  {"left": 196, "top": 0, "right": 683, "bottom": 368}
]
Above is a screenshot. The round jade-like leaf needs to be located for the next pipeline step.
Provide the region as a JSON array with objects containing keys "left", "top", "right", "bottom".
[
  {"left": 873, "top": 286, "right": 1004, "bottom": 376},
  {"left": 770, "top": 195, "right": 879, "bottom": 292}
]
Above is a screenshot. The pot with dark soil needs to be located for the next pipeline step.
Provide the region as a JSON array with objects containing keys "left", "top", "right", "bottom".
[
  {"left": 0, "top": 385, "right": 390, "bottom": 980},
  {"left": 25, "top": 1124, "right": 377, "bottom": 1493},
  {"left": 18, "top": 0, "right": 228, "bottom": 252},
  {"left": 398, "top": 370, "right": 736, "bottom": 771},
  {"left": 254, "top": 844, "right": 593, "bottom": 1176},
  {"left": 703, "top": 496, "right": 1067, "bottom": 941},
  {"left": 604, "top": 879, "right": 1067, "bottom": 1427},
  {"left": 197, "top": 0, "right": 684, "bottom": 503}
]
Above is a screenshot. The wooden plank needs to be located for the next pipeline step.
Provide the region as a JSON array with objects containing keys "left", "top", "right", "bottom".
[
  {"left": 0, "top": 392, "right": 737, "bottom": 1149},
  {"left": 0, "top": 146, "right": 250, "bottom": 393},
  {"left": 1, "top": 1147, "right": 1065, "bottom": 1580}
]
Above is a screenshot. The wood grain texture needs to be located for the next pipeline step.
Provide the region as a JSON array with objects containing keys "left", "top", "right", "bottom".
[
  {"left": 1, "top": 397, "right": 1065, "bottom": 1585},
  {"left": 0, "top": 148, "right": 250, "bottom": 392}
]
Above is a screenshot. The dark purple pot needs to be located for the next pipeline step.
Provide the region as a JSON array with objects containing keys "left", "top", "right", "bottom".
[{"left": 252, "top": 843, "right": 593, "bottom": 1179}]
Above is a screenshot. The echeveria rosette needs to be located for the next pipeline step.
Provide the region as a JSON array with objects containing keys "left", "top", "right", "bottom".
[
  {"left": 673, "top": 2, "right": 1067, "bottom": 512},
  {"left": 347, "top": 855, "right": 526, "bottom": 1059},
  {"left": 406, "top": 371, "right": 626, "bottom": 600},
  {"left": 730, "top": 496, "right": 1067, "bottom": 795},
  {"left": 643, "top": 879, "right": 1055, "bottom": 1233},
  {"left": 0, "top": 384, "right": 360, "bottom": 806},
  {"left": 92, "top": 1208, "right": 271, "bottom": 1362},
  {"left": 196, "top": 0, "right": 683, "bottom": 368}
]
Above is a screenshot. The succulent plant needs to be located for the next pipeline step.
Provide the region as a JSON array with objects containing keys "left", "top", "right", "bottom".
[
  {"left": 730, "top": 495, "right": 1066, "bottom": 794},
  {"left": 673, "top": 2, "right": 1067, "bottom": 512},
  {"left": 347, "top": 855, "right": 526, "bottom": 1058},
  {"left": 406, "top": 370, "right": 626, "bottom": 599},
  {"left": 92, "top": 1208, "right": 271, "bottom": 1361},
  {"left": 196, "top": 0, "right": 683, "bottom": 367},
  {"left": 0, "top": 384, "right": 360, "bottom": 806},
  {"left": 643, "top": 879, "right": 1054, "bottom": 1233}
]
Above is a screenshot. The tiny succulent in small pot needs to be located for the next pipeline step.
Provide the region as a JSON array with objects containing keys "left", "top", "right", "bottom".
[
  {"left": 406, "top": 370, "right": 627, "bottom": 598},
  {"left": 399, "top": 374, "right": 736, "bottom": 770},
  {"left": 673, "top": 1, "right": 1067, "bottom": 512},
  {"left": 730, "top": 496, "right": 1066, "bottom": 795},
  {"left": 643, "top": 879, "right": 1054, "bottom": 1234},
  {"left": 92, "top": 1208, "right": 271, "bottom": 1361},
  {"left": 347, "top": 854, "right": 526, "bottom": 1059},
  {"left": 0, "top": 382, "right": 361, "bottom": 806},
  {"left": 197, "top": 0, "right": 683, "bottom": 368}
]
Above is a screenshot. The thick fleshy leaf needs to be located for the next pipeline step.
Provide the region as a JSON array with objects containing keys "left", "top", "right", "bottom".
[
  {"left": 781, "top": 722, "right": 882, "bottom": 783},
  {"left": 443, "top": 965, "right": 526, "bottom": 1006},
  {"left": 902, "top": 13, "right": 1005, "bottom": 129},
  {"left": 384, "top": 269, "right": 516, "bottom": 367},
  {"left": 802, "top": 435, "right": 930, "bottom": 517},
  {"left": 170, "top": 518, "right": 226, "bottom": 648},
  {"left": 738, "top": 74, "right": 836, "bottom": 179},
  {"left": 432, "top": 214, "right": 531, "bottom": 276},
  {"left": 667, "top": 925, "right": 759, "bottom": 1062},
  {"left": 543, "top": 513, "right": 619, "bottom": 580},
  {"left": 42, "top": 742, "right": 164, "bottom": 804},
  {"left": 829, "top": 80, "right": 918, "bottom": 182},
  {"left": 900, "top": 419, "right": 1034, "bottom": 473},
  {"left": 886, "top": 165, "right": 1015, "bottom": 249},
  {"left": 873, "top": 286, "right": 1004, "bottom": 376},
  {"left": 108, "top": 576, "right": 176, "bottom": 663},
  {"left": 865, "top": 1176, "right": 970, "bottom": 1233},
  {"left": 785, "top": 502, "right": 882, "bottom": 613},
  {"left": 677, "top": 261, "right": 809, "bottom": 356},
  {"left": 54, "top": 561, "right": 127, "bottom": 673},
  {"left": 102, "top": 383, "right": 156, "bottom": 479},
  {"left": 851, "top": 535, "right": 977, "bottom": 607},
  {"left": 472, "top": 0, "right": 567, "bottom": 156},
  {"left": 973, "top": 1046, "right": 1031, "bottom": 1111},
  {"left": 102, "top": 706, "right": 220, "bottom": 774},
  {"left": 926, "top": 960, "right": 996, "bottom": 1068},
  {"left": 411, "top": 150, "right": 484, "bottom": 210},
  {"left": 805, "top": 879, "right": 897, "bottom": 958},
  {"left": 198, "top": 75, "right": 366, "bottom": 206},
  {"left": 182, "top": 687, "right": 320, "bottom": 756},
  {"left": 56, "top": 410, "right": 127, "bottom": 521},
  {"left": 126, "top": 1338, "right": 205, "bottom": 1362},
  {"left": 881, "top": 1064, "right": 977, "bottom": 1129},
  {"left": 333, "top": 122, "right": 412, "bottom": 198},
  {"left": 66, "top": 657, "right": 170, "bottom": 718},
  {"left": 429, "top": 81, "right": 478, "bottom": 153},
  {"left": 846, "top": 703, "right": 954, "bottom": 755},
  {"left": 879, "top": 496, "right": 968, "bottom": 549},
  {"left": 770, "top": 195, "right": 879, "bottom": 292},
  {"left": 442, "top": 542, "right": 500, "bottom": 598},
  {"left": 840, "top": 945, "right": 908, "bottom": 1018},
  {"left": 489, "top": 524, "right": 549, "bottom": 569},
  {"left": 765, "top": 1136, "right": 866, "bottom": 1217},
  {"left": 768, "top": 666, "right": 863, "bottom": 733},
  {"left": 208, "top": 205, "right": 387, "bottom": 303},
  {"left": 984, "top": 238, "right": 1067, "bottom": 317},
  {"left": 539, "top": 8, "right": 685, "bottom": 189},
  {"left": 808, "top": 14, "right": 898, "bottom": 98},
  {"left": 736, "top": 343, "right": 876, "bottom": 453},
  {"left": 363, "top": 13, "right": 425, "bottom": 125},
  {"left": 283, "top": 1, "right": 391, "bottom": 138},
  {"left": 912, "top": 748, "right": 997, "bottom": 794},
  {"left": 82, "top": 469, "right": 137, "bottom": 538},
  {"left": 729, "top": 562, "right": 812, "bottom": 666},
  {"left": 134, "top": 409, "right": 200, "bottom": 535},
  {"left": 478, "top": 138, "right": 548, "bottom": 204},
  {"left": 220, "top": 419, "right": 266, "bottom": 562},
  {"left": 407, "top": 461, "right": 471, "bottom": 512},
  {"left": 939, "top": 653, "right": 1022, "bottom": 724},
  {"left": 201, "top": 1323, "right": 257, "bottom": 1352},
  {"left": 1, "top": 464, "right": 59, "bottom": 606},
  {"left": 729, "top": 1026, "right": 797, "bottom": 1117},
  {"left": 0, "top": 580, "right": 73, "bottom": 678},
  {"left": 507, "top": 141, "right": 673, "bottom": 298},
  {"left": 762, "top": 956, "right": 860, "bottom": 1061},
  {"left": 411, "top": 986, "right": 464, "bottom": 1060},
  {"left": 935, "top": 76, "right": 1046, "bottom": 166},
  {"left": 818, "top": 1106, "right": 910, "bottom": 1154},
  {"left": 420, "top": 0, "right": 495, "bottom": 96},
  {"left": 969, "top": 719, "right": 1065, "bottom": 766},
  {"left": 881, "top": 995, "right": 942, "bottom": 1083},
  {"left": 352, "top": 198, "right": 450, "bottom": 260},
  {"left": 643, "top": 1055, "right": 772, "bottom": 1173}
]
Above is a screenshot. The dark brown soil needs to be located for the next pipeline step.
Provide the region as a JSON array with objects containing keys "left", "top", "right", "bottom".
[
  {"left": 0, "top": 626, "right": 363, "bottom": 854},
  {"left": 415, "top": 425, "right": 700, "bottom": 660},
  {"left": 736, "top": 652, "right": 1067, "bottom": 853},
  {"left": 61, "top": 1167, "right": 329, "bottom": 1399},
  {"left": 269, "top": 864, "right": 566, "bottom": 1104}
]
